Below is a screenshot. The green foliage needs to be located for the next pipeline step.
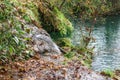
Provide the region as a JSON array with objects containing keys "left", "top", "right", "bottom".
[
  {"left": 76, "top": 47, "right": 93, "bottom": 67},
  {"left": 0, "top": 0, "right": 13, "bottom": 20},
  {"left": 72, "top": 0, "right": 111, "bottom": 19},
  {"left": 39, "top": 1, "right": 73, "bottom": 37},
  {"left": 101, "top": 69, "right": 115, "bottom": 78},
  {"left": 81, "top": 59, "right": 91, "bottom": 68},
  {"left": 56, "top": 38, "right": 72, "bottom": 47},
  {"left": 49, "top": 0, "right": 120, "bottom": 19},
  {"left": 0, "top": 0, "right": 35, "bottom": 62},
  {"left": 64, "top": 52, "right": 75, "bottom": 58},
  {"left": 25, "top": 1, "right": 40, "bottom": 24},
  {"left": 53, "top": 7, "right": 73, "bottom": 36},
  {"left": 22, "top": 14, "right": 31, "bottom": 22}
]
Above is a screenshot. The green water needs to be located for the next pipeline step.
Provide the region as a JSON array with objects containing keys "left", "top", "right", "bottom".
[{"left": 71, "top": 15, "right": 120, "bottom": 71}]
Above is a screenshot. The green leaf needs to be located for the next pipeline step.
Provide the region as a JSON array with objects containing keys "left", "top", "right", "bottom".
[
  {"left": 9, "top": 46, "right": 15, "bottom": 55},
  {"left": 0, "top": 45, "right": 2, "bottom": 50},
  {"left": 13, "top": 36, "right": 19, "bottom": 44}
]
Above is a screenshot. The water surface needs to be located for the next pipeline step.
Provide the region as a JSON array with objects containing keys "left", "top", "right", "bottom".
[{"left": 71, "top": 15, "right": 120, "bottom": 71}]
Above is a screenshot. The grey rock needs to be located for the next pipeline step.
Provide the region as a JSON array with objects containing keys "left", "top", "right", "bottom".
[{"left": 25, "top": 24, "right": 61, "bottom": 54}]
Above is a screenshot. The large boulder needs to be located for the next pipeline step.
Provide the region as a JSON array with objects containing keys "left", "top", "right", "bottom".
[{"left": 25, "top": 24, "right": 61, "bottom": 54}]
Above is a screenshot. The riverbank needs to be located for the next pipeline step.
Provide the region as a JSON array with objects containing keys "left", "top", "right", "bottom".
[
  {"left": 71, "top": 15, "right": 120, "bottom": 79},
  {"left": 0, "top": 0, "right": 120, "bottom": 80}
]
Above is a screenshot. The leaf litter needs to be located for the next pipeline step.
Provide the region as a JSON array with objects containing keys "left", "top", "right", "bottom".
[{"left": 0, "top": 53, "right": 112, "bottom": 80}]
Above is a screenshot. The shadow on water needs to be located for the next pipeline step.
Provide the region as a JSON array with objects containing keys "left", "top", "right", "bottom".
[
  {"left": 104, "top": 16, "right": 119, "bottom": 49},
  {"left": 71, "top": 15, "right": 120, "bottom": 71}
]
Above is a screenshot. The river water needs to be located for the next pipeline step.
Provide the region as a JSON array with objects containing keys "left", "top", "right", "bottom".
[{"left": 71, "top": 15, "right": 120, "bottom": 71}]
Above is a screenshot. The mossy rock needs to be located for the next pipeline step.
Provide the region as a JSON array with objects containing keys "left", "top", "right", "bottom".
[{"left": 38, "top": 1, "right": 74, "bottom": 37}]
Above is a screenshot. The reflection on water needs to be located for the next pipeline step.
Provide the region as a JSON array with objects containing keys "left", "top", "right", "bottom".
[{"left": 72, "top": 15, "right": 120, "bottom": 71}]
